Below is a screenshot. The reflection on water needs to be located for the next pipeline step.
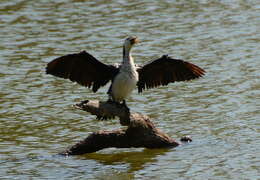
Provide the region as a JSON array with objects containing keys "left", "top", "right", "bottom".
[
  {"left": 84, "top": 148, "right": 170, "bottom": 173},
  {"left": 0, "top": 0, "right": 259, "bottom": 179}
]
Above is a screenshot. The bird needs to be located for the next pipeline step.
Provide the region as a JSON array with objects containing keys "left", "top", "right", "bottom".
[{"left": 46, "top": 36, "right": 205, "bottom": 106}]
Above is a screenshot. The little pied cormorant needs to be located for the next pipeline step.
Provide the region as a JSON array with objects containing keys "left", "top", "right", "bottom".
[{"left": 46, "top": 36, "right": 205, "bottom": 104}]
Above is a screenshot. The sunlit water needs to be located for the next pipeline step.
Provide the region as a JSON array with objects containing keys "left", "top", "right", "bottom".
[{"left": 0, "top": 0, "right": 259, "bottom": 179}]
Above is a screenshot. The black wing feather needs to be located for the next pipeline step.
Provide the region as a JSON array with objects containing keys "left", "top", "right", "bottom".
[
  {"left": 137, "top": 55, "right": 205, "bottom": 93},
  {"left": 46, "top": 51, "right": 119, "bottom": 92}
]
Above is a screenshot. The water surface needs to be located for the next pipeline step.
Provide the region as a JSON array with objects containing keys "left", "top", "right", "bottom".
[{"left": 0, "top": 0, "right": 259, "bottom": 179}]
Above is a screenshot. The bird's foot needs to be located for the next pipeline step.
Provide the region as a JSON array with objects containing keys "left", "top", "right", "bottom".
[
  {"left": 122, "top": 100, "right": 127, "bottom": 106},
  {"left": 106, "top": 99, "right": 129, "bottom": 112},
  {"left": 106, "top": 99, "right": 121, "bottom": 108},
  {"left": 106, "top": 98, "right": 114, "bottom": 104}
]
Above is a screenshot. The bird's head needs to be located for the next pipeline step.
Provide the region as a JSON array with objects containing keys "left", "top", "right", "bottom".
[{"left": 123, "top": 36, "right": 139, "bottom": 50}]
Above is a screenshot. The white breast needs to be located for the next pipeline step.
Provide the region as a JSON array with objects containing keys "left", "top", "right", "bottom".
[{"left": 111, "top": 68, "right": 138, "bottom": 102}]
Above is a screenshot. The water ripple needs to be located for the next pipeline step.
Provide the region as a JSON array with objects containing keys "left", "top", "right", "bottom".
[{"left": 0, "top": 0, "right": 259, "bottom": 179}]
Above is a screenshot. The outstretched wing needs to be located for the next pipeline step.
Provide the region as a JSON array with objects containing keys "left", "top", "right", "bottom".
[
  {"left": 137, "top": 55, "right": 205, "bottom": 93},
  {"left": 46, "top": 51, "right": 119, "bottom": 92}
]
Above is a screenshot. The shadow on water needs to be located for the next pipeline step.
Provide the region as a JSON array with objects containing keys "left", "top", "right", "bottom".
[
  {"left": 81, "top": 148, "right": 170, "bottom": 173},
  {"left": 0, "top": 147, "right": 171, "bottom": 179}
]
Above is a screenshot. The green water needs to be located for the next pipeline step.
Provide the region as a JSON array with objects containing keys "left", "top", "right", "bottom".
[{"left": 0, "top": 0, "right": 259, "bottom": 179}]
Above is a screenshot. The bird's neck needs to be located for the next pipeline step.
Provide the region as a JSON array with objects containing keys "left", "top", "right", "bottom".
[{"left": 122, "top": 46, "right": 135, "bottom": 67}]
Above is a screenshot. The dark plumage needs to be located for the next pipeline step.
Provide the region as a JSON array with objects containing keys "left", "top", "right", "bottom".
[
  {"left": 46, "top": 51, "right": 119, "bottom": 92},
  {"left": 46, "top": 52, "right": 205, "bottom": 93},
  {"left": 46, "top": 37, "right": 205, "bottom": 102},
  {"left": 137, "top": 55, "right": 205, "bottom": 92}
]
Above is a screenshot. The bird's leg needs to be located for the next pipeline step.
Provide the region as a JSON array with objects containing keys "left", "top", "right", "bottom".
[
  {"left": 106, "top": 85, "right": 114, "bottom": 104},
  {"left": 122, "top": 100, "right": 127, "bottom": 107},
  {"left": 121, "top": 100, "right": 130, "bottom": 113},
  {"left": 106, "top": 94, "right": 115, "bottom": 104}
]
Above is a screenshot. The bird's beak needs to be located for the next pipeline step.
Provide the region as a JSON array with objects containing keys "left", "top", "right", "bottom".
[
  {"left": 131, "top": 37, "right": 140, "bottom": 44},
  {"left": 135, "top": 37, "right": 140, "bottom": 44}
]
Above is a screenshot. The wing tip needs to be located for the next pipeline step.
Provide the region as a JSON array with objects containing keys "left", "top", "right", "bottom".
[{"left": 163, "top": 54, "right": 206, "bottom": 78}]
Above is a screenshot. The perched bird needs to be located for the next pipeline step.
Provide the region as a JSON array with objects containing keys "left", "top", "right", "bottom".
[{"left": 46, "top": 36, "right": 205, "bottom": 105}]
